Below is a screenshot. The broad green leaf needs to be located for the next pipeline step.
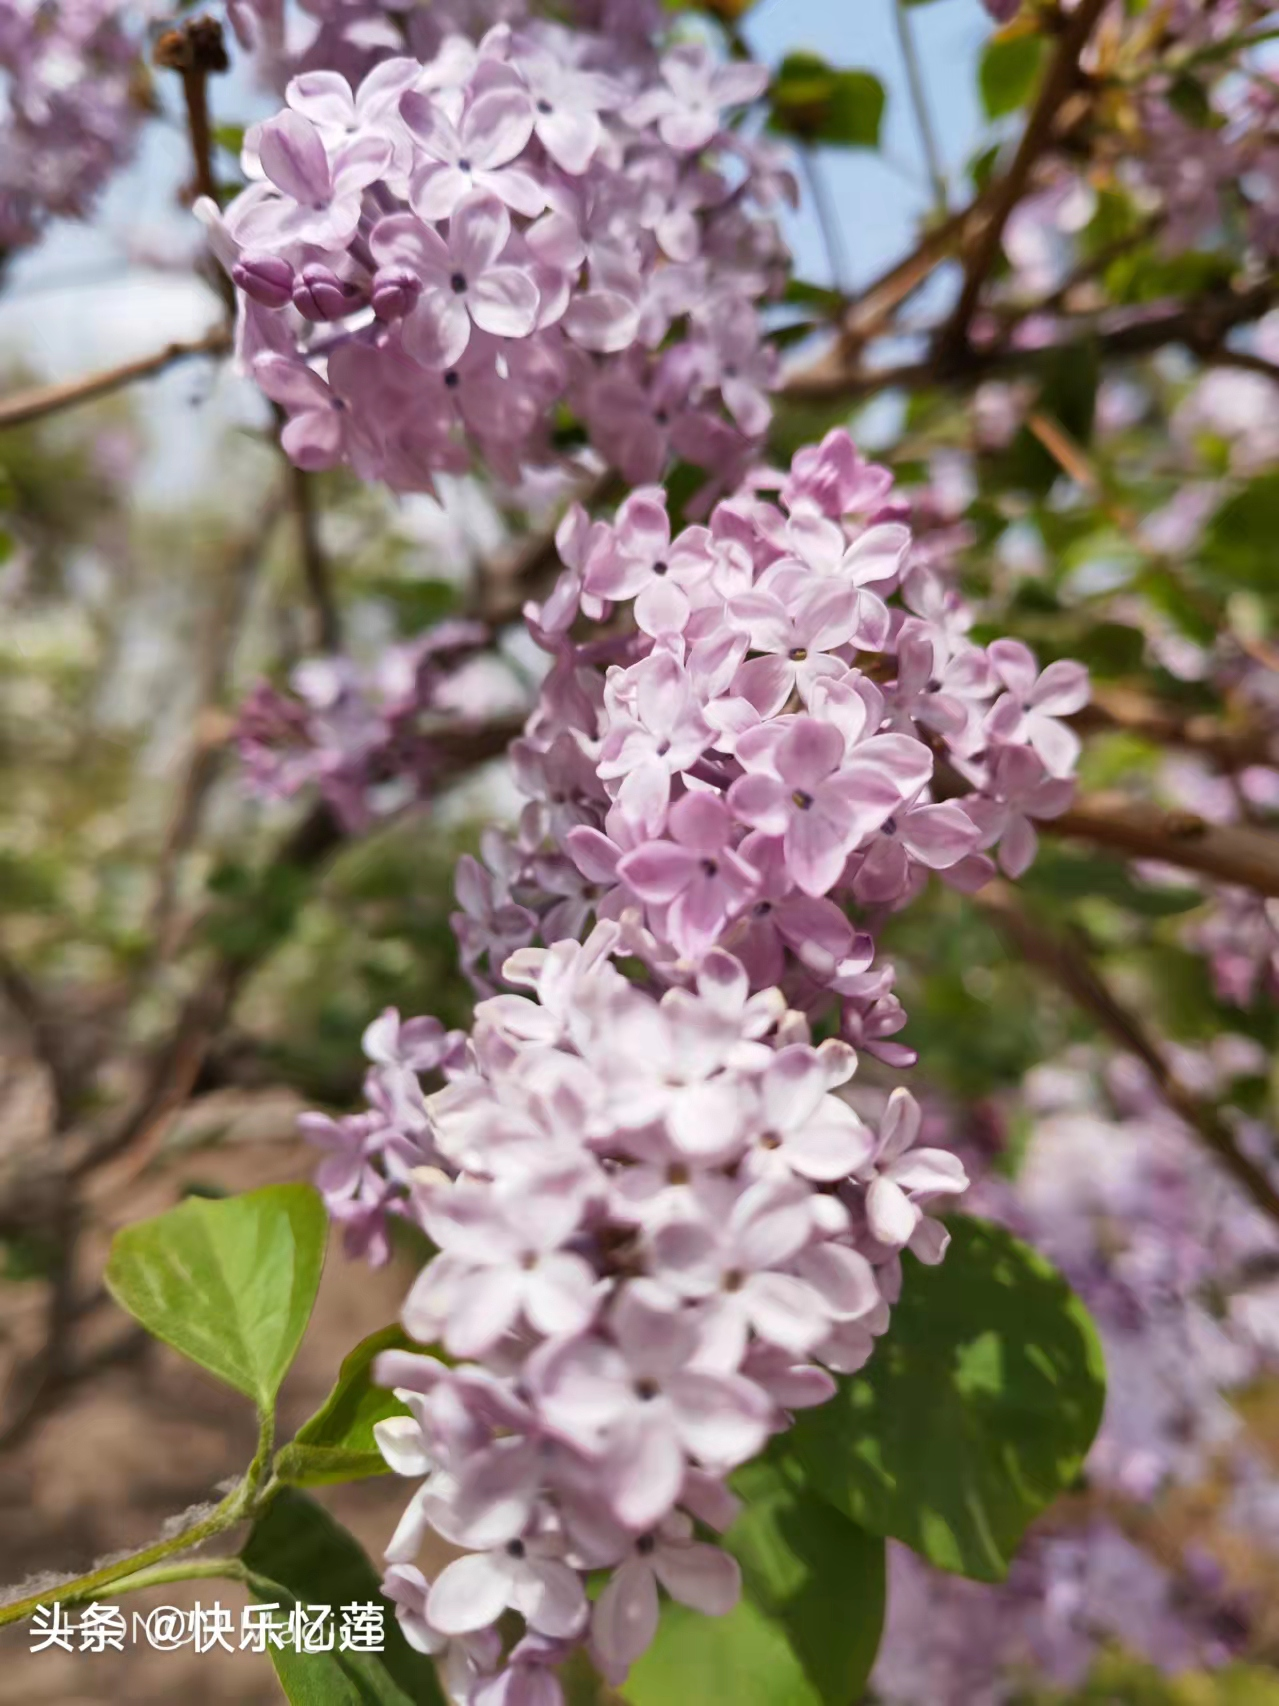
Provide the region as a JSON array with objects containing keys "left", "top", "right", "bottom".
[
  {"left": 275, "top": 1324, "right": 412, "bottom": 1488},
  {"left": 783, "top": 1216, "right": 1105, "bottom": 1583},
  {"left": 624, "top": 1456, "right": 884, "bottom": 1706},
  {"left": 768, "top": 54, "right": 885, "bottom": 149},
  {"left": 242, "top": 1488, "right": 446, "bottom": 1706},
  {"left": 105, "top": 1184, "right": 327, "bottom": 1410},
  {"left": 980, "top": 32, "right": 1045, "bottom": 119}
]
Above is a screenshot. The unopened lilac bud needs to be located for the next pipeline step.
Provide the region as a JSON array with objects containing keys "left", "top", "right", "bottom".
[
  {"left": 293, "top": 264, "right": 367, "bottom": 323},
  {"left": 371, "top": 265, "right": 423, "bottom": 323},
  {"left": 232, "top": 253, "right": 294, "bottom": 309}
]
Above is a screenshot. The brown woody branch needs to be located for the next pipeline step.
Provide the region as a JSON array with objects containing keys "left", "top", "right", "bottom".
[
  {"left": 1078, "top": 686, "right": 1277, "bottom": 772},
  {"left": 783, "top": 280, "right": 1279, "bottom": 404},
  {"left": 469, "top": 469, "right": 624, "bottom": 625},
  {"left": 0, "top": 953, "right": 80, "bottom": 1132},
  {"left": 977, "top": 879, "right": 1279, "bottom": 1226},
  {"left": 74, "top": 713, "right": 521, "bottom": 1190},
  {"left": 288, "top": 461, "right": 342, "bottom": 654},
  {"left": 938, "top": 0, "right": 1110, "bottom": 362},
  {"left": 0, "top": 330, "right": 232, "bottom": 433},
  {"left": 1046, "top": 793, "right": 1279, "bottom": 899},
  {"left": 153, "top": 16, "right": 235, "bottom": 318}
]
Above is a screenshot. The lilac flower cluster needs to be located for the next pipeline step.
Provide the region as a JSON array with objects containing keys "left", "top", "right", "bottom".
[
  {"left": 290, "top": 430, "right": 1091, "bottom": 1693},
  {"left": 452, "top": 429, "right": 1086, "bottom": 1016},
  {"left": 359, "top": 936, "right": 967, "bottom": 1697},
  {"left": 204, "top": 10, "right": 790, "bottom": 495},
  {"left": 237, "top": 618, "right": 493, "bottom": 831},
  {"left": 226, "top": 0, "right": 669, "bottom": 97},
  {"left": 0, "top": 0, "right": 145, "bottom": 255}
]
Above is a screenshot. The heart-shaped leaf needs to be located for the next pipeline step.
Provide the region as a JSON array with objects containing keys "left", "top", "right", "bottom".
[
  {"left": 105, "top": 1184, "right": 327, "bottom": 1412},
  {"left": 623, "top": 1455, "right": 884, "bottom": 1706},
  {"left": 782, "top": 1216, "right": 1105, "bottom": 1582}
]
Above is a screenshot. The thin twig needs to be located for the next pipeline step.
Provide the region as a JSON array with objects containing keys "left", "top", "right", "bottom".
[
  {"left": 153, "top": 16, "right": 235, "bottom": 318},
  {"left": 938, "top": 0, "right": 1109, "bottom": 361},
  {"left": 148, "top": 486, "right": 290, "bottom": 959},
  {"left": 1209, "top": 347, "right": 1279, "bottom": 384},
  {"left": 0, "top": 330, "right": 232, "bottom": 432},
  {"left": 0, "top": 952, "right": 78, "bottom": 1131},
  {"left": 893, "top": 0, "right": 949, "bottom": 216},
  {"left": 977, "top": 880, "right": 1279, "bottom": 1225},
  {"left": 288, "top": 461, "right": 342, "bottom": 653},
  {"left": 799, "top": 149, "right": 852, "bottom": 297}
]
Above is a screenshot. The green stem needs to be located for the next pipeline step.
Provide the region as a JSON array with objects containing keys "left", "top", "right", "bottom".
[
  {"left": 893, "top": 0, "right": 949, "bottom": 216},
  {"left": 245, "top": 1407, "right": 276, "bottom": 1501},
  {"left": 0, "top": 1487, "right": 247, "bottom": 1628},
  {"left": 94, "top": 1558, "right": 252, "bottom": 1599}
]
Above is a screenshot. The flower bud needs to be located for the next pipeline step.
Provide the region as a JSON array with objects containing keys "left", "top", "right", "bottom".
[
  {"left": 371, "top": 265, "right": 423, "bottom": 322},
  {"left": 293, "top": 264, "right": 367, "bottom": 322},
  {"left": 232, "top": 252, "right": 294, "bottom": 309}
]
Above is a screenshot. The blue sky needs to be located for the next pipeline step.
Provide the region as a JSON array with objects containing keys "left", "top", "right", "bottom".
[{"left": 748, "top": 0, "right": 987, "bottom": 288}]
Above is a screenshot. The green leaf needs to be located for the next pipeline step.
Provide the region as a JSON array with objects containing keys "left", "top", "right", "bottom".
[
  {"left": 1204, "top": 474, "right": 1279, "bottom": 598},
  {"left": 768, "top": 55, "right": 885, "bottom": 149},
  {"left": 980, "top": 32, "right": 1046, "bottom": 119},
  {"left": 1165, "top": 73, "right": 1215, "bottom": 129},
  {"left": 783, "top": 278, "right": 846, "bottom": 316},
  {"left": 242, "top": 1488, "right": 446, "bottom": 1706},
  {"left": 104, "top": 1185, "right": 327, "bottom": 1411},
  {"left": 275, "top": 1325, "right": 412, "bottom": 1488},
  {"left": 1072, "top": 620, "right": 1146, "bottom": 678},
  {"left": 624, "top": 1456, "right": 884, "bottom": 1706},
  {"left": 782, "top": 1216, "right": 1105, "bottom": 1583}
]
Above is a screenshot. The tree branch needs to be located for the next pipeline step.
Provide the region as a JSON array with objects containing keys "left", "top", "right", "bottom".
[
  {"left": 0, "top": 330, "right": 232, "bottom": 433},
  {"left": 153, "top": 16, "right": 235, "bottom": 318},
  {"left": 288, "top": 461, "right": 342, "bottom": 653},
  {"left": 938, "top": 0, "right": 1109, "bottom": 361},
  {"left": 977, "top": 879, "right": 1279, "bottom": 1226},
  {"left": 148, "top": 486, "right": 290, "bottom": 960},
  {"left": 0, "top": 952, "right": 78, "bottom": 1131},
  {"left": 1078, "top": 686, "right": 1277, "bottom": 771},
  {"left": 1046, "top": 792, "right": 1279, "bottom": 898},
  {"left": 783, "top": 280, "right": 1279, "bottom": 404}
]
